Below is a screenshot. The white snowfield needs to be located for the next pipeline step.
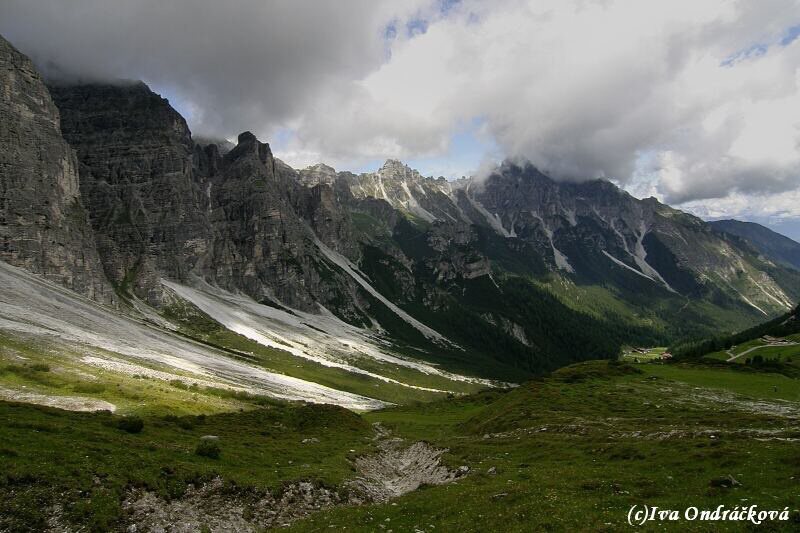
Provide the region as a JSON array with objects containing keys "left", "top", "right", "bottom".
[
  {"left": 163, "top": 278, "right": 497, "bottom": 389},
  {"left": 0, "top": 261, "right": 386, "bottom": 410}
]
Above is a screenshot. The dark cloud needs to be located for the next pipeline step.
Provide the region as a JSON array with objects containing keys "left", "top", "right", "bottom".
[{"left": 0, "top": 0, "right": 426, "bottom": 139}]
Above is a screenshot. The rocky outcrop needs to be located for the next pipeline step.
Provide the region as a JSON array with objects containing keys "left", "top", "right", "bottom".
[
  {"left": 298, "top": 162, "right": 337, "bottom": 187},
  {"left": 45, "top": 76, "right": 371, "bottom": 320},
  {"left": 121, "top": 426, "right": 463, "bottom": 532},
  {"left": 49, "top": 81, "right": 211, "bottom": 305},
  {"left": 194, "top": 135, "right": 234, "bottom": 154},
  {"left": 0, "top": 35, "right": 112, "bottom": 302},
  {"left": 47, "top": 78, "right": 372, "bottom": 318},
  {"left": 290, "top": 156, "right": 796, "bottom": 321}
]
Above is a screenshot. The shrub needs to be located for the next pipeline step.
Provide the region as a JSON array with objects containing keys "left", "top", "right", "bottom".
[
  {"left": 117, "top": 417, "right": 144, "bottom": 434},
  {"left": 195, "top": 439, "right": 221, "bottom": 459},
  {"left": 73, "top": 382, "right": 106, "bottom": 394},
  {"left": 169, "top": 379, "right": 189, "bottom": 390}
]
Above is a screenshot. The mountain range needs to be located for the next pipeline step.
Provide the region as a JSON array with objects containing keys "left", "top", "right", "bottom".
[
  {"left": 709, "top": 219, "right": 800, "bottom": 271},
  {"left": 1, "top": 33, "right": 799, "bottom": 405}
]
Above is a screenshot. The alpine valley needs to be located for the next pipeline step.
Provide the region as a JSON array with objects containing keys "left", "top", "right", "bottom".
[{"left": 2, "top": 32, "right": 800, "bottom": 532}]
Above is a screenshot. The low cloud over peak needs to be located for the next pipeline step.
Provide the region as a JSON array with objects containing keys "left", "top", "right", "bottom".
[{"left": 2, "top": 0, "right": 799, "bottom": 217}]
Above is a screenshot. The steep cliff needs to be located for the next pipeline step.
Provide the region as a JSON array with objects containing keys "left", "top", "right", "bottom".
[
  {"left": 202, "top": 131, "right": 368, "bottom": 321},
  {"left": 0, "top": 35, "right": 111, "bottom": 302},
  {"left": 49, "top": 81, "right": 211, "bottom": 305},
  {"left": 48, "top": 81, "right": 372, "bottom": 321}
]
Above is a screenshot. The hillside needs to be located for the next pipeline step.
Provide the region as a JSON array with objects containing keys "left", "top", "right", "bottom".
[
  {"left": 2, "top": 360, "right": 799, "bottom": 531},
  {"left": 673, "top": 303, "right": 800, "bottom": 373},
  {"left": 710, "top": 219, "right": 800, "bottom": 271}
]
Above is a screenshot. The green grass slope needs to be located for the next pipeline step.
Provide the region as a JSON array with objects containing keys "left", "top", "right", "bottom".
[
  {"left": 3, "top": 360, "right": 800, "bottom": 531},
  {"left": 288, "top": 361, "right": 800, "bottom": 531}
]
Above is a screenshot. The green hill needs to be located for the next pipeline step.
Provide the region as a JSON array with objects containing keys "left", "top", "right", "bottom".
[{"left": 3, "top": 359, "right": 799, "bottom": 531}]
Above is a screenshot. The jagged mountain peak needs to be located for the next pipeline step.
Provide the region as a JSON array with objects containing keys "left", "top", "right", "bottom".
[
  {"left": 297, "top": 162, "right": 338, "bottom": 187},
  {"left": 379, "top": 158, "right": 406, "bottom": 169},
  {"left": 305, "top": 162, "right": 336, "bottom": 173},
  {"left": 376, "top": 159, "right": 426, "bottom": 182},
  {"left": 224, "top": 130, "right": 273, "bottom": 166},
  {"left": 237, "top": 130, "right": 257, "bottom": 144}
]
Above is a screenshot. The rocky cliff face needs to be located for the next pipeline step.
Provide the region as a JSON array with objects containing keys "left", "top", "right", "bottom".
[
  {"left": 464, "top": 162, "right": 798, "bottom": 315},
  {"left": 49, "top": 81, "right": 211, "bottom": 305},
  {"left": 291, "top": 158, "right": 797, "bottom": 324},
  {"left": 344, "top": 159, "right": 464, "bottom": 224},
  {"left": 49, "top": 82, "right": 370, "bottom": 319},
  {"left": 0, "top": 35, "right": 112, "bottom": 302},
  {"left": 202, "top": 131, "right": 367, "bottom": 319}
]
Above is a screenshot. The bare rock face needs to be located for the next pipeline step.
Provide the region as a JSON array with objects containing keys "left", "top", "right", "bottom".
[
  {"left": 48, "top": 81, "right": 212, "bottom": 305},
  {"left": 465, "top": 161, "right": 798, "bottom": 313},
  {"left": 297, "top": 162, "right": 337, "bottom": 187},
  {"left": 0, "top": 35, "right": 112, "bottom": 302},
  {"left": 47, "top": 77, "right": 370, "bottom": 320},
  {"left": 345, "top": 159, "right": 464, "bottom": 223},
  {"left": 290, "top": 166, "right": 363, "bottom": 263},
  {"left": 204, "top": 132, "right": 368, "bottom": 320}
]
